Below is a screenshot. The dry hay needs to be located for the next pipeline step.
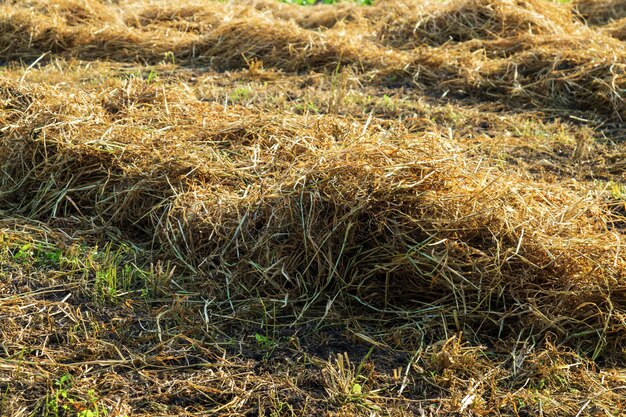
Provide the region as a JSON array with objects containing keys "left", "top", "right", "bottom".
[
  {"left": 378, "top": 0, "right": 577, "bottom": 49},
  {"left": 0, "top": 0, "right": 406, "bottom": 72},
  {"left": 249, "top": 0, "right": 367, "bottom": 29},
  {"left": 0, "top": 2, "right": 158, "bottom": 63},
  {"left": 573, "top": 0, "right": 626, "bottom": 25},
  {"left": 383, "top": 30, "right": 626, "bottom": 124},
  {"left": 599, "top": 14, "right": 626, "bottom": 39},
  {"left": 3, "top": 1, "right": 626, "bottom": 415},
  {"left": 122, "top": 3, "right": 227, "bottom": 33},
  {"left": 4, "top": 0, "right": 626, "bottom": 125},
  {"left": 1, "top": 75, "right": 625, "bottom": 355},
  {"left": 186, "top": 16, "right": 407, "bottom": 71}
]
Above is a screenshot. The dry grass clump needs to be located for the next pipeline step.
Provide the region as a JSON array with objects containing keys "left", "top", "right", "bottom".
[
  {"left": 2, "top": 75, "right": 625, "bottom": 356},
  {"left": 0, "top": 0, "right": 406, "bottom": 73},
  {"left": 599, "top": 14, "right": 626, "bottom": 39},
  {"left": 391, "top": 32, "right": 626, "bottom": 122},
  {"left": 573, "top": 0, "right": 626, "bottom": 24},
  {"left": 16, "top": 0, "right": 120, "bottom": 26},
  {"left": 4, "top": 1, "right": 626, "bottom": 414},
  {"left": 187, "top": 16, "right": 407, "bottom": 71},
  {"left": 249, "top": 0, "right": 367, "bottom": 29},
  {"left": 3, "top": 0, "right": 626, "bottom": 124},
  {"left": 0, "top": 3, "right": 165, "bottom": 63},
  {"left": 123, "top": 3, "right": 226, "bottom": 33},
  {"left": 474, "top": 34, "right": 626, "bottom": 118},
  {"left": 379, "top": 0, "right": 576, "bottom": 49}
]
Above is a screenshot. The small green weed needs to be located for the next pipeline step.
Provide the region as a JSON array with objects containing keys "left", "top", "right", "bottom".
[
  {"left": 230, "top": 86, "right": 252, "bottom": 102},
  {"left": 12, "top": 243, "right": 62, "bottom": 267},
  {"left": 146, "top": 69, "right": 158, "bottom": 83},
  {"left": 38, "top": 374, "right": 108, "bottom": 417},
  {"left": 87, "top": 243, "right": 156, "bottom": 303},
  {"left": 609, "top": 181, "right": 626, "bottom": 201},
  {"left": 323, "top": 349, "right": 377, "bottom": 409},
  {"left": 255, "top": 333, "right": 277, "bottom": 350},
  {"left": 162, "top": 51, "right": 176, "bottom": 65}
]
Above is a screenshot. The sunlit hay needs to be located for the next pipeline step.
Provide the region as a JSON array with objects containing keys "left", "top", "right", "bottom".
[
  {"left": 472, "top": 34, "right": 626, "bottom": 118},
  {"left": 248, "top": 0, "right": 366, "bottom": 29},
  {"left": 16, "top": 0, "right": 120, "bottom": 26},
  {"left": 3, "top": 1, "right": 626, "bottom": 414},
  {"left": 123, "top": 4, "right": 225, "bottom": 33},
  {"left": 2, "top": 76, "right": 625, "bottom": 353},
  {"left": 120, "top": 0, "right": 268, "bottom": 34},
  {"left": 573, "top": 0, "right": 626, "bottom": 25},
  {"left": 386, "top": 32, "right": 626, "bottom": 122},
  {"left": 0, "top": 0, "right": 405, "bottom": 73},
  {"left": 185, "top": 15, "right": 408, "bottom": 72},
  {"left": 172, "top": 133, "right": 624, "bottom": 349},
  {"left": 379, "top": 0, "right": 577, "bottom": 49},
  {"left": 0, "top": 3, "right": 169, "bottom": 63},
  {"left": 599, "top": 15, "right": 626, "bottom": 39}
]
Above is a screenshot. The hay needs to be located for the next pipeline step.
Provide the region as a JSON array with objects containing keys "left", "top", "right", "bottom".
[
  {"left": 0, "top": 3, "right": 164, "bottom": 63},
  {"left": 249, "top": 0, "right": 366, "bottom": 29},
  {"left": 3, "top": 0, "right": 626, "bottom": 414},
  {"left": 573, "top": 0, "right": 626, "bottom": 25},
  {"left": 1, "top": 75, "right": 625, "bottom": 354},
  {"left": 599, "top": 15, "right": 626, "bottom": 39},
  {"left": 378, "top": 0, "right": 576, "bottom": 49},
  {"left": 4, "top": 0, "right": 624, "bottom": 124},
  {"left": 0, "top": 0, "right": 405, "bottom": 72},
  {"left": 186, "top": 16, "right": 406, "bottom": 71},
  {"left": 381, "top": 30, "right": 626, "bottom": 123}
]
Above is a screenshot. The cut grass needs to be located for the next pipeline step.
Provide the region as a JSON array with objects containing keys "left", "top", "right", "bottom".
[
  {"left": 1, "top": 0, "right": 626, "bottom": 416},
  {"left": 282, "top": 0, "right": 372, "bottom": 5}
]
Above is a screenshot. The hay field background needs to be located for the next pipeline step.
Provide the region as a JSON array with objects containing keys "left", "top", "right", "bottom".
[{"left": 2, "top": 0, "right": 626, "bottom": 415}]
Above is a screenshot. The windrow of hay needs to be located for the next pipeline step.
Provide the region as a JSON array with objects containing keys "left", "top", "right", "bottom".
[
  {"left": 0, "top": 0, "right": 407, "bottom": 72},
  {"left": 378, "top": 0, "right": 577, "bottom": 49},
  {"left": 248, "top": 0, "right": 367, "bottom": 29},
  {"left": 394, "top": 33, "right": 626, "bottom": 121},
  {"left": 4, "top": 1, "right": 626, "bottom": 414},
  {"left": 599, "top": 15, "right": 626, "bottom": 39},
  {"left": 0, "top": 5, "right": 166, "bottom": 63},
  {"left": 5, "top": 0, "right": 626, "bottom": 125},
  {"left": 573, "top": 0, "right": 626, "bottom": 25},
  {"left": 187, "top": 17, "right": 407, "bottom": 72},
  {"left": 2, "top": 76, "right": 625, "bottom": 355}
]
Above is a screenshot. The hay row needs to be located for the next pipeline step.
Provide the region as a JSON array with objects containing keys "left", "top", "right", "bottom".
[
  {"left": 574, "top": 0, "right": 626, "bottom": 25},
  {"left": 4, "top": 0, "right": 626, "bottom": 124},
  {"left": 379, "top": 0, "right": 577, "bottom": 49},
  {"left": 2, "top": 76, "right": 625, "bottom": 353}
]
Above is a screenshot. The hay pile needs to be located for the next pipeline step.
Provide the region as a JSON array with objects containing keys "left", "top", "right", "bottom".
[
  {"left": 574, "top": 0, "right": 626, "bottom": 24},
  {"left": 4, "top": 0, "right": 626, "bottom": 124},
  {"left": 379, "top": 0, "right": 576, "bottom": 48},
  {"left": 2, "top": 74, "right": 625, "bottom": 355},
  {"left": 0, "top": 0, "right": 406, "bottom": 71},
  {"left": 3, "top": 0, "right": 626, "bottom": 415},
  {"left": 401, "top": 33, "right": 626, "bottom": 120},
  {"left": 599, "top": 14, "right": 626, "bottom": 39}
]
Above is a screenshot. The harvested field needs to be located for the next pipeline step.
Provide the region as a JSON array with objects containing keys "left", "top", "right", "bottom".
[{"left": 2, "top": 0, "right": 626, "bottom": 416}]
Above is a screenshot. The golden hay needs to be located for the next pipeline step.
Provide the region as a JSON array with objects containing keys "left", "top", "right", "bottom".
[
  {"left": 381, "top": 30, "right": 626, "bottom": 122},
  {"left": 1, "top": 75, "right": 624, "bottom": 353},
  {"left": 3, "top": 1, "right": 626, "bottom": 414},
  {"left": 185, "top": 16, "right": 407, "bottom": 71},
  {"left": 573, "top": 0, "right": 626, "bottom": 24},
  {"left": 249, "top": 0, "right": 366, "bottom": 29},
  {"left": 378, "top": 0, "right": 577, "bottom": 48},
  {"left": 3, "top": 0, "right": 625, "bottom": 124},
  {"left": 599, "top": 14, "right": 626, "bottom": 38}
]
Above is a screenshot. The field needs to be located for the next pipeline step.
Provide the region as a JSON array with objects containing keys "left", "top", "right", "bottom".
[{"left": 2, "top": 0, "right": 626, "bottom": 415}]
